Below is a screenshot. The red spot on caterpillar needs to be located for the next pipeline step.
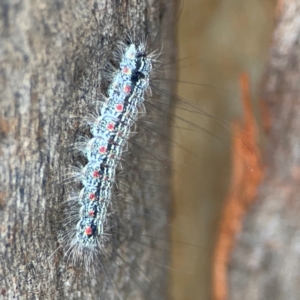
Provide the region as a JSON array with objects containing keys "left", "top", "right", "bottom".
[
  {"left": 88, "top": 210, "right": 95, "bottom": 217},
  {"left": 89, "top": 193, "right": 96, "bottom": 201},
  {"left": 123, "top": 85, "right": 131, "bottom": 93},
  {"left": 107, "top": 123, "right": 114, "bottom": 131},
  {"left": 84, "top": 226, "right": 93, "bottom": 236},
  {"left": 122, "top": 66, "right": 131, "bottom": 74},
  {"left": 116, "top": 104, "right": 123, "bottom": 112},
  {"left": 92, "top": 171, "right": 100, "bottom": 178},
  {"left": 99, "top": 146, "right": 106, "bottom": 153}
]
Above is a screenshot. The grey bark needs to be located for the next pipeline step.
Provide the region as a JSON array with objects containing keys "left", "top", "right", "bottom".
[
  {"left": 0, "top": 0, "right": 175, "bottom": 299},
  {"left": 229, "top": 1, "right": 300, "bottom": 299}
]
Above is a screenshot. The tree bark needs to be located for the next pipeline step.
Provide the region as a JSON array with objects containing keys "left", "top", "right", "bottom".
[
  {"left": 229, "top": 1, "right": 300, "bottom": 299},
  {"left": 0, "top": 0, "right": 175, "bottom": 299}
]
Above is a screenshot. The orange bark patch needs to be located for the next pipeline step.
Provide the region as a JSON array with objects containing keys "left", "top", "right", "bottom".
[{"left": 212, "top": 73, "right": 264, "bottom": 300}]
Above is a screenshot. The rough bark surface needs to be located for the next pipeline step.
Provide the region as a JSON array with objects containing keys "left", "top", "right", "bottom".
[
  {"left": 229, "top": 1, "right": 300, "bottom": 299},
  {"left": 0, "top": 0, "right": 175, "bottom": 299}
]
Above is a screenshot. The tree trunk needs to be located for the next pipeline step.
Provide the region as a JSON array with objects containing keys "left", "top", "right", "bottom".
[
  {"left": 229, "top": 1, "right": 300, "bottom": 299},
  {"left": 0, "top": 0, "right": 175, "bottom": 299}
]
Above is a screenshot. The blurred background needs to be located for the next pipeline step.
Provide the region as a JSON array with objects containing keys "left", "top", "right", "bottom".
[{"left": 170, "top": 0, "right": 276, "bottom": 299}]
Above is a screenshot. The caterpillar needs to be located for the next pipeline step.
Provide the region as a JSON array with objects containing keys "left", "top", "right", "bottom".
[{"left": 64, "top": 40, "right": 156, "bottom": 268}]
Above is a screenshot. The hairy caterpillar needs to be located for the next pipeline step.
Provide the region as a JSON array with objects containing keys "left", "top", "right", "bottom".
[{"left": 64, "top": 40, "right": 157, "bottom": 268}]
